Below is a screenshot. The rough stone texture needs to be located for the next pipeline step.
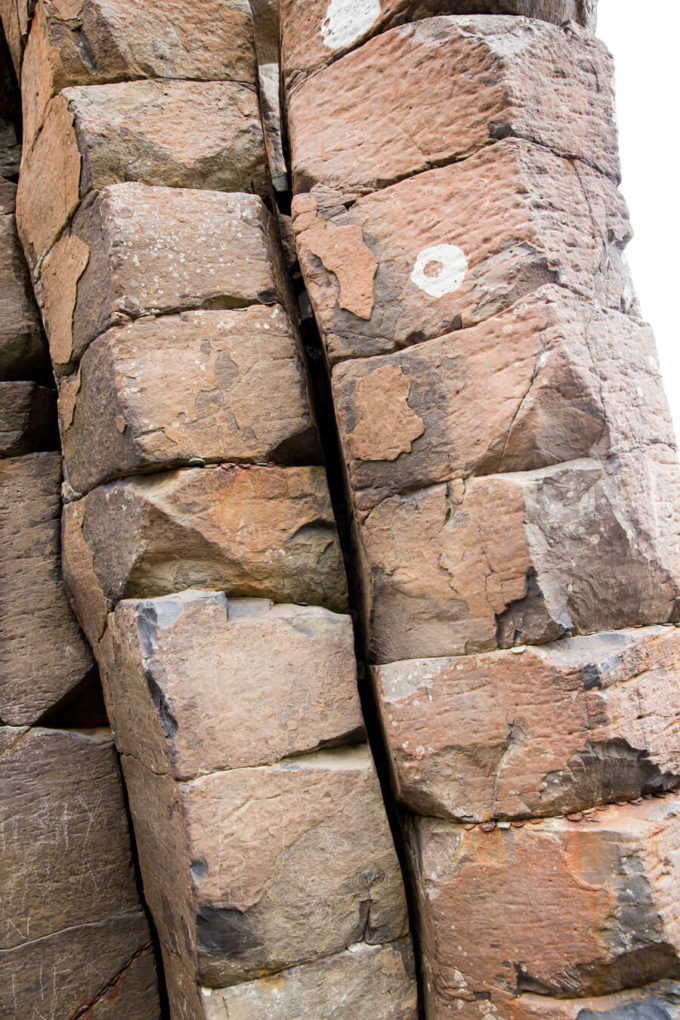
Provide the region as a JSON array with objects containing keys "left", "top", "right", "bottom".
[
  {"left": 374, "top": 626, "right": 680, "bottom": 822},
  {"left": 63, "top": 464, "right": 348, "bottom": 645},
  {"left": 512, "top": 983, "right": 680, "bottom": 1020},
  {"left": 290, "top": 17, "right": 617, "bottom": 203},
  {"left": 17, "top": 82, "right": 269, "bottom": 263},
  {"left": 0, "top": 726, "right": 159, "bottom": 1017},
  {"left": 281, "top": 0, "right": 597, "bottom": 90},
  {"left": 333, "top": 287, "right": 671, "bottom": 510},
  {"left": 98, "top": 589, "right": 364, "bottom": 779},
  {"left": 293, "top": 139, "right": 632, "bottom": 364},
  {"left": 413, "top": 797, "right": 680, "bottom": 1016},
  {"left": 59, "top": 305, "right": 318, "bottom": 495},
  {"left": 28, "top": 183, "right": 289, "bottom": 376},
  {"left": 123, "top": 745, "right": 409, "bottom": 997},
  {"left": 0, "top": 0, "right": 31, "bottom": 75},
  {"left": 0, "top": 380, "right": 56, "bottom": 455},
  {"left": 0, "top": 181, "right": 49, "bottom": 381},
  {"left": 358, "top": 450, "right": 680, "bottom": 662},
  {"left": 21, "top": 0, "right": 257, "bottom": 145},
  {"left": 0, "top": 27, "right": 20, "bottom": 178},
  {"left": 200, "top": 939, "right": 418, "bottom": 1019},
  {"left": 0, "top": 453, "right": 93, "bottom": 725}
]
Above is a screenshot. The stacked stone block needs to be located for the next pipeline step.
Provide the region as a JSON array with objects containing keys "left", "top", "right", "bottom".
[
  {"left": 281, "top": 3, "right": 680, "bottom": 1017},
  {"left": 0, "top": 20, "right": 159, "bottom": 1015},
  {"left": 7, "top": 1, "right": 417, "bottom": 1015}
]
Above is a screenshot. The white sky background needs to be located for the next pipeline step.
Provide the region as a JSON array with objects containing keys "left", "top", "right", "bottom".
[{"left": 597, "top": 1, "right": 680, "bottom": 436}]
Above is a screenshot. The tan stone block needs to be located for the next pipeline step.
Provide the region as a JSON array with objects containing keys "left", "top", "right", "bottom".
[
  {"left": 0, "top": 453, "right": 93, "bottom": 725},
  {"left": 333, "top": 288, "right": 671, "bottom": 510},
  {"left": 31, "top": 183, "right": 289, "bottom": 376},
  {"left": 17, "top": 81, "right": 269, "bottom": 266},
  {"left": 60, "top": 306, "right": 318, "bottom": 495},
  {"left": 511, "top": 983, "right": 680, "bottom": 1020},
  {"left": 290, "top": 17, "right": 617, "bottom": 203},
  {"left": 374, "top": 626, "right": 680, "bottom": 822},
  {"left": 21, "top": 0, "right": 257, "bottom": 145},
  {"left": 201, "top": 939, "right": 417, "bottom": 1019},
  {"left": 123, "top": 745, "right": 409, "bottom": 989},
  {"left": 281, "top": 0, "right": 596, "bottom": 90},
  {"left": 413, "top": 798, "right": 680, "bottom": 1014},
  {"left": 0, "top": 725, "right": 158, "bottom": 1015},
  {"left": 0, "top": 380, "right": 56, "bottom": 455},
  {"left": 0, "top": 182, "right": 48, "bottom": 381},
  {"left": 98, "top": 589, "right": 364, "bottom": 778},
  {"left": 358, "top": 450, "right": 680, "bottom": 662},
  {"left": 63, "top": 464, "right": 348, "bottom": 645},
  {"left": 293, "top": 139, "right": 632, "bottom": 363}
]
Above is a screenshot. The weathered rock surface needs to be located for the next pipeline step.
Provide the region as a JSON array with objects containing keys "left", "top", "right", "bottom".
[
  {"left": 290, "top": 17, "right": 617, "bottom": 202},
  {"left": 512, "top": 983, "right": 680, "bottom": 1020},
  {"left": 201, "top": 939, "right": 417, "bottom": 1019},
  {"left": 0, "top": 453, "right": 93, "bottom": 724},
  {"left": 0, "top": 0, "right": 33, "bottom": 75},
  {"left": 333, "top": 287, "right": 670, "bottom": 509},
  {"left": 63, "top": 464, "right": 348, "bottom": 644},
  {"left": 18, "top": 81, "right": 269, "bottom": 264},
  {"left": 281, "top": 0, "right": 597, "bottom": 90},
  {"left": 0, "top": 380, "right": 56, "bottom": 455},
  {"left": 99, "top": 589, "right": 364, "bottom": 778},
  {"left": 60, "top": 305, "right": 318, "bottom": 494},
  {"left": 123, "top": 745, "right": 409, "bottom": 995},
  {"left": 413, "top": 798, "right": 680, "bottom": 1015},
  {"left": 293, "top": 139, "right": 632, "bottom": 363},
  {"left": 21, "top": 0, "right": 257, "bottom": 145},
  {"left": 374, "top": 626, "right": 680, "bottom": 821},
  {"left": 0, "top": 181, "right": 48, "bottom": 381},
  {"left": 0, "top": 28, "right": 20, "bottom": 178},
  {"left": 358, "top": 450, "right": 680, "bottom": 662},
  {"left": 27, "top": 183, "right": 289, "bottom": 376},
  {"left": 0, "top": 726, "right": 159, "bottom": 1016}
]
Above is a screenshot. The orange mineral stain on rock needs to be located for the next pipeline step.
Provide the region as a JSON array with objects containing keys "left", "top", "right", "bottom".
[{"left": 347, "top": 364, "right": 425, "bottom": 462}]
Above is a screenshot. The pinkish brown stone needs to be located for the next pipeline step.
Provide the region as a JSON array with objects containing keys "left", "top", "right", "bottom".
[
  {"left": 281, "top": 0, "right": 597, "bottom": 91},
  {"left": 30, "top": 183, "right": 289, "bottom": 375},
  {"left": 293, "top": 139, "right": 632, "bottom": 364},
  {"left": 0, "top": 453, "right": 94, "bottom": 724},
  {"left": 511, "top": 983, "right": 680, "bottom": 1019},
  {"left": 98, "top": 589, "right": 363, "bottom": 778},
  {"left": 333, "top": 288, "right": 671, "bottom": 510},
  {"left": 374, "top": 626, "right": 680, "bottom": 822},
  {"left": 358, "top": 449, "right": 680, "bottom": 662},
  {"left": 289, "top": 17, "right": 617, "bottom": 202},
  {"left": 0, "top": 0, "right": 33, "bottom": 75},
  {"left": 413, "top": 798, "right": 680, "bottom": 1015},
  {"left": 63, "top": 464, "right": 348, "bottom": 645},
  {"left": 21, "top": 0, "right": 257, "bottom": 145},
  {"left": 0, "top": 380, "right": 56, "bottom": 455},
  {"left": 59, "top": 305, "right": 318, "bottom": 495}
]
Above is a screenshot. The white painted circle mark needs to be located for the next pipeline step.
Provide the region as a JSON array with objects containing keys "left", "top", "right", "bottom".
[
  {"left": 410, "top": 244, "right": 468, "bottom": 298},
  {"left": 320, "top": 0, "right": 381, "bottom": 51}
]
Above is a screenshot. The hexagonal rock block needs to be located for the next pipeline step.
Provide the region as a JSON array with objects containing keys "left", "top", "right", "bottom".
[
  {"left": 17, "top": 81, "right": 269, "bottom": 267},
  {"left": 123, "top": 745, "right": 409, "bottom": 1011},
  {"left": 98, "top": 589, "right": 364, "bottom": 779},
  {"left": 20, "top": 0, "right": 257, "bottom": 145},
  {"left": 201, "top": 939, "right": 417, "bottom": 1020},
  {"left": 0, "top": 726, "right": 159, "bottom": 1017},
  {"left": 412, "top": 798, "right": 680, "bottom": 1016},
  {"left": 25, "top": 183, "right": 289, "bottom": 376},
  {"left": 0, "top": 453, "right": 93, "bottom": 725},
  {"left": 374, "top": 625, "right": 680, "bottom": 822},
  {"left": 281, "top": 0, "right": 597, "bottom": 90},
  {"left": 358, "top": 450, "right": 680, "bottom": 663},
  {"left": 293, "top": 139, "right": 632, "bottom": 364},
  {"left": 0, "top": 380, "right": 56, "bottom": 455},
  {"left": 63, "top": 464, "right": 348, "bottom": 645},
  {"left": 333, "top": 288, "right": 671, "bottom": 511},
  {"left": 511, "top": 983, "right": 680, "bottom": 1020},
  {"left": 59, "top": 306, "right": 318, "bottom": 495},
  {"left": 289, "top": 16, "right": 617, "bottom": 203},
  {"left": 0, "top": 182, "right": 48, "bottom": 382}
]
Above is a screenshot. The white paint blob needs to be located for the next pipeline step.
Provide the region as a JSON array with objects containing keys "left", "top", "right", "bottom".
[
  {"left": 320, "top": 0, "right": 381, "bottom": 51},
  {"left": 410, "top": 244, "right": 469, "bottom": 298}
]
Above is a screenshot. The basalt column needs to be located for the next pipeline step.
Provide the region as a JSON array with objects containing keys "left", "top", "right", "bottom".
[
  {"left": 281, "top": 3, "right": 680, "bottom": 1017},
  {"left": 0, "top": 19, "right": 160, "bottom": 1016},
  {"left": 9, "top": 1, "right": 416, "bottom": 1016}
]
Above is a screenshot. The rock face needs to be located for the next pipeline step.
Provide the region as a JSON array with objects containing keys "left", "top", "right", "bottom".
[
  {"left": 0, "top": 380, "right": 56, "bottom": 455},
  {"left": 0, "top": 182, "right": 48, "bottom": 381}
]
